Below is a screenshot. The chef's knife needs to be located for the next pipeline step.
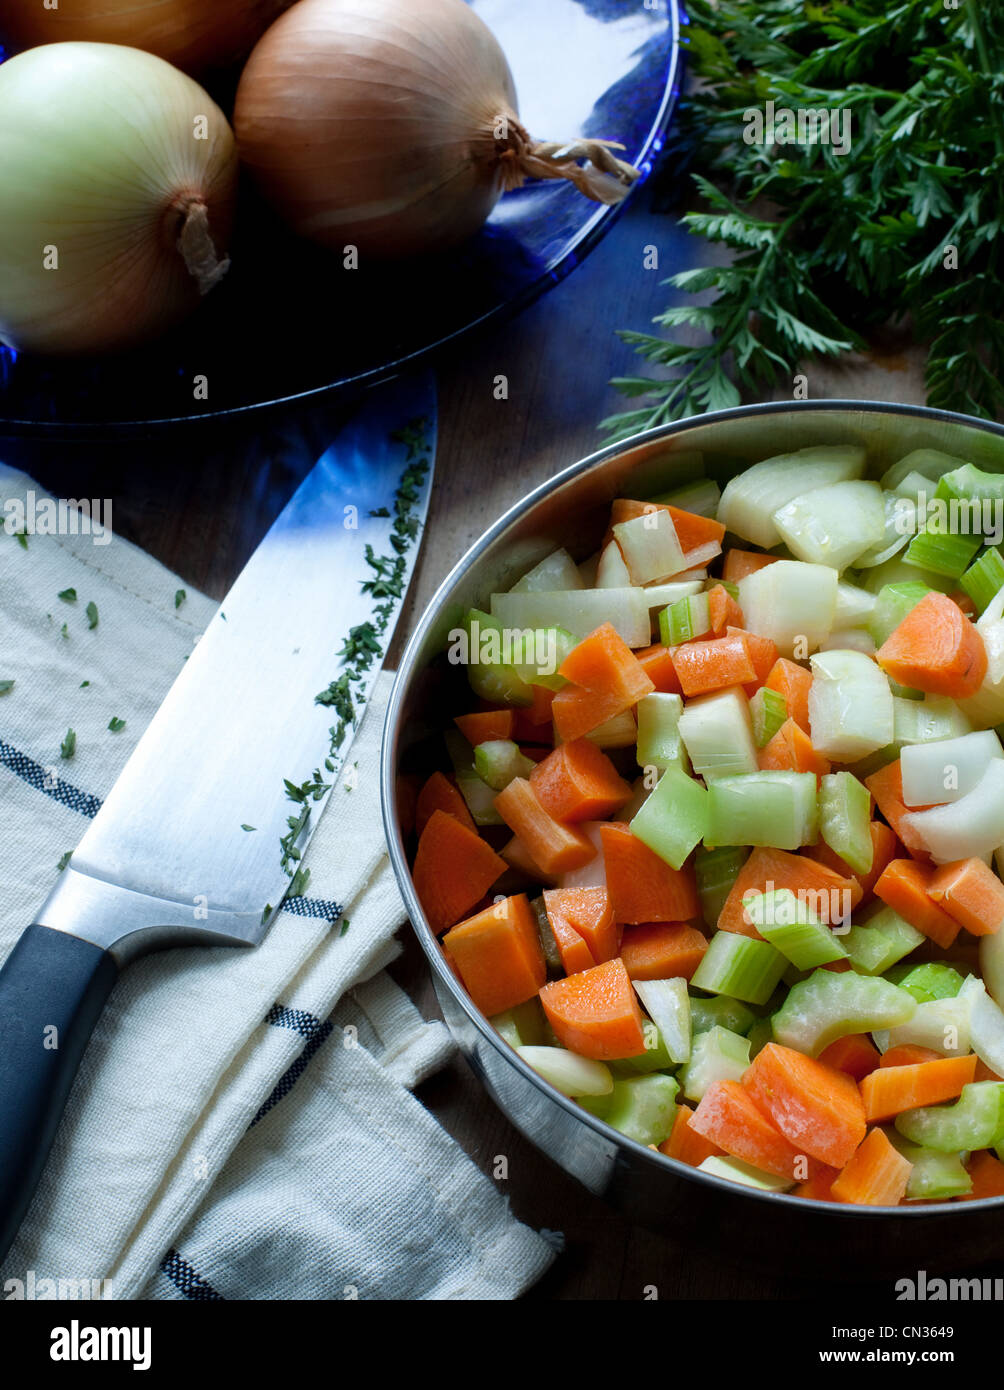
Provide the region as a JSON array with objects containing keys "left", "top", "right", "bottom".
[{"left": 0, "top": 372, "right": 436, "bottom": 1260}]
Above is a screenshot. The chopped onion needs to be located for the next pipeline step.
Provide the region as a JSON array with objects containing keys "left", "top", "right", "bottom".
[
  {"left": 717, "top": 445, "right": 866, "bottom": 549},
  {"left": 738, "top": 560, "right": 837, "bottom": 658},
  {"left": 903, "top": 760, "right": 1004, "bottom": 862},
  {"left": 772, "top": 479, "right": 886, "bottom": 572},
  {"left": 809, "top": 648, "right": 895, "bottom": 761},
  {"left": 900, "top": 730, "right": 1004, "bottom": 807}
]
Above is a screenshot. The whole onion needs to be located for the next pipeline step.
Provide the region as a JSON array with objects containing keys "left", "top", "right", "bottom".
[
  {"left": 2, "top": 0, "right": 292, "bottom": 77},
  {"left": 0, "top": 44, "right": 237, "bottom": 356},
  {"left": 234, "top": 0, "right": 640, "bottom": 259}
]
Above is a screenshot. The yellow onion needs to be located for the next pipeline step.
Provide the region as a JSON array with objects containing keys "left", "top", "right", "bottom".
[
  {"left": 2, "top": 0, "right": 292, "bottom": 77},
  {"left": 0, "top": 44, "right": 237, "bottom": 356},
  {"left": 234, "top": 0, "right": 640, "bottom": 259}
]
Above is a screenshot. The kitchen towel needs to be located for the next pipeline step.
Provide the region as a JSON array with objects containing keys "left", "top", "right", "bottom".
[{"left": 0, "top": 464, "right": 556, "bottom": 1300}]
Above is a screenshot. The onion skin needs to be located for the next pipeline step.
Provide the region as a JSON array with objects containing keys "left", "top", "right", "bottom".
[
  {"left": 0, "top": 44, "right": 237, "bottom": 356},
  {"left": 3, "top": 0, "right": 293, "bottom": 77}
]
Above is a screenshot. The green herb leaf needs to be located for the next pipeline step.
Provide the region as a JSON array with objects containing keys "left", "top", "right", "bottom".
[
  {"left": 241, "top": 824, "right": 257, "bottom": 832},
  {"left": 60, "top": 728, "right": 76, "bottom": 759},
  {"left": 57, "top": 851, "right": 72, "bottom": 872},
  {"left": 108, "top": 716, "right": 126, "bottom": 733},
  {"left": 58, "top": 588, "right": 77, "bottom": 603},
  {"left": 86, "top": 601, "right": 99, "bottom": 630},
  {"left": 339, "top": 917, "right": 350, "bottom": 937},
  {"left": 0, "top": 680, "right": 14, "bottom": 695},
  {"left": 175, "top": 589, "right": 186, "bottom": 610}
]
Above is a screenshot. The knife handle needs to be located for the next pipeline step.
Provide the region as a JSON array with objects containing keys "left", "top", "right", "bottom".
[{"left": 0, "top": 925, "right": 118, "bottom": 1262}]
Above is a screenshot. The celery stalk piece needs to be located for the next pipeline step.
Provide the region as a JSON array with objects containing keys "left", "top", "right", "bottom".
[
  {"left": 887, "top": 962, "right": 965, "bottom": 1004},
  {"left": 877, "top": 993, "right": 973, "bottom": 1057},
  {"left": 772, "top": 969, "right": 916, "bottom": 1056},
  {"left": 688, "top": 992, "right": 756, "bottom": 1036},
  {"left": 636, "top": 693, "right": 689, "bottom": 774},
  {"left": 879, "top": 449, "right": 972, "bottom": 494},
  {"left": 743, "top": 889, "right": 848, "bottom": 969},
  {"left": 704, "top": 771, "right": 818, "bottom": 851},
  {"left": 474, "top": 739, "right": 537, "bottom": 791},
  {"left": 903, "top": 523, "right": 982, "bottom": 579},
  {"left": 586, "top": 708, "right": 638, "bottom": 749},
  {"left": 444, "top": 730, "right": 505, "bottom": 825},
  {"left": 900, "top": 730, "right": 1004, "bottom": 807},
  {"left": 660, "top": 592, "right": 711, "bottom": 645},
  {"left": 843, "top": 907, "right": 923, "bottom": 975},
  {"left": 808, "top": 648, "right": 895, "bottom": 761},
  {"left": 861, "top": 553, "right": 955, "bottom": 597},
  {"left": 902, "top": 760, "right": 1004, "bottom": 862},
  {"left": 962, "top": 548, "right": 1004, "bottom": 613},
  {"left": 460, "top": 609, "right": 535, "bottom": 706},
  {"left": 935, "top": 462, "right": 1004, "bottom": 507},
  {"left": 899, "top": 1143, "right": 973, "bottom": 1201},
  {"left": 581, "top": 1073, "right": 679, "bottom": 1145},
  {"left": 893, "top": 694, "right": 974, "bottom": 746},
  {"left": 895, "top": 1082, "right": 1004, "bottom": 1153},
  {"left": 511, "top": 997, "right": 549, "bottom": 1045},
  {"left": 981, "top": 927, "right": 1004, "bottom": 1012},
  {"left": 893, "top": 470, "right": 939, "bottom": 504},
  {"left": 595, "top": 539, "right": 633, "bottom": 589},
  {"left": 680, "top": 1024, "right": 752, "bottom": 1101},
  {"left": 651, "top": 477, "right": 721, "bottom": 518},
  {"left": 965, "top": 977, "right": 1004, "bottom": 1078},
  {"left": 717, "top": 445, "right": 866, "bottom": 549},
  {"left": 865, "top": 581, "right": 933, "bottom": 647},
  {"left": 609, "top": 1018, "right": 676, "bottom": 1075},
  {"left": 690, "top": 932, "right": 787, "bottom": 1005},
  {"left": 738, "top": 560, "right": 838, "bottom": 658},
  {"left": 510, "top": 548, "right": 584, "bottom": 593},
  {"left": 772, "top": 479, "right": 886, "bottom": 572},
  {"left": 490, "top": 588, "right": 651, "bottom": 648},
  {"left": 853, "top": 490, "right": 916, "bottom": 568},
  {"left": 694, "top": 844, "right": 750, "bottom": 929},
  {"left": 490, "top": 1010, "right": 523, "bottom": 1048},
  {"left": 834, "top": 581, "right": 878, "bottom": 629},
  {"left": 507, "top": 627, "right": 577, "bottom": 692},
  {"left": 516, "top": 1046, "right": 614, "bottom": 1097},
  {"left": 819, "top": 772, "right": 874, "bottom": 874},
  {"left": 746, "top": 1017, "right": 775, "bottom": 1059},
  {"left": 640, "top": 580, "right": 704, "bottom": 616},
  {"left": 696, "top": 1154, "right": 795, "bottom": 1192},
  {"left": 750, "top": 687, "right": 787, "bottom": 749},
  {"left": 630, "top": 765, "right": 708, "bottom": 871},
  {"left": 613, "top": 510, "right": 686, "bottom": 586},
  {"left": 679, "top": 687, "right": 759, "bottom": 781},
  {"left": 635, "top": 978, "right": 692, "bottom": 1064}
]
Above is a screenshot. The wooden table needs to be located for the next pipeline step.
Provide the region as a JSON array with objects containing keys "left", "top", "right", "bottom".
[{"left": 15, "top": 189, "right": 934, "bottom": 1300}]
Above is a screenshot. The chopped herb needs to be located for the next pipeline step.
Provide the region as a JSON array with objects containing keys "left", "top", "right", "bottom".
[
  {"left": 261, "top": 903, "right": 273, "bottom": 925},
  {"left": 241, "top": 823, "right": 257, "bottom": 832},
  {"left": 369, "top": 506, "right": 390, "bottom": 517},
  {"left": 56, "top": 851, "right": 72, "bottom": 872},
  {"left": 108, "top": 716, "right": 126, "bottom": 733},
  {"left": 15, "top": 531, "right": 27, "bottom": 550},
  {"left": 58, "top": 588, "right": 77, "bottom": 603},
  {"left": 220, "top": 612, "right": 227, "bottom": 622},
  {"left": 0, "top": 680, "right": 14, "bottom": 695},
  {"left": 80, "top": 681, "right": 90, "bottom": 688},
  {"left": 86, "top": 601, "right": 99, "bottom": 630},
  {"left": 60, "top": 728, "right": 76, "bottom": 759},
  {"left": 175, "top": 589, "right": 187, "bottom": 610},
  {"left": 288, "top": 865, "right": 311, "bottom": 898},
  {"left": 61, "top": 623, "right": 69, "bottom": 639},
  {"left": 339, "top": 917, "right": 350, "bottom": 937}
]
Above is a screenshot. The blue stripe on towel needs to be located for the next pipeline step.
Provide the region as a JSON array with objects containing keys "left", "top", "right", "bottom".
[
  {"left": 159, "top": 1248, "right": 225, "bottom": 1300},
  {"left": 249, "top": 1017, "right": 334, "bottom": 1129}
]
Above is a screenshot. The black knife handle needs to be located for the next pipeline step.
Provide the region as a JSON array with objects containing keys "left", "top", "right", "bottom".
[{"left": 0, "top": 925, "right": 118, "bottom": 1262}]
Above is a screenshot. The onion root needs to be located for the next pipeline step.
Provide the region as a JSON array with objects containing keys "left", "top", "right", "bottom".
[
  {"left": 176, "top": 199, "right": 231, "bottom": 295},
  {"left": 495, "top": 116, "right": 641, "bottom": 205}
]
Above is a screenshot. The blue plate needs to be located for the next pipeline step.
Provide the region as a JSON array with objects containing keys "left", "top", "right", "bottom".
[{"left": 0, "top": 0, "right": 681, "bottom": 432}]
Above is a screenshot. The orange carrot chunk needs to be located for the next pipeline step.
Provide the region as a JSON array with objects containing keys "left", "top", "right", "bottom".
[
  {"left": 454, "top": 709, "right": 516, "bottom": 746},
  {"left": 831, "top": 1128, "right": 913, "bottom": 1206},
  {"left": 860, "top": 1054, "right": 978, "bottom": 1122},
  {"left": 659, "top": 1102, "right": 723, "bottom": 1167},
  {"left": 619, "top": 921, "right": 708, "bottom": 981},
  {"left": 802, "top": 820, "right": 899, "bottom": 902},
  {"left": 530, "top": 738, "right": 633, "bottom": 823},
  {"left": 511, "top": 686, "right": 556, "bottom": 743},
  {"left": 758, "top": 718, "right": 831, "bottom": 777},
  {"left": 873, "top": 858, "right": 961, "bottom": 949},
  {"left": 413, "top": 809, "right": 507, "bottom": 934},
  {"left": 552, "top": 622, "right": 655, "bottom": 742},
  {"left": 728, "top": 625, "right": 779, "bottom": 688},
  {"left": 722, "top": 549, "right": 779, "bottom": 585},
  {"left": 415, "top": 770, "right": 477, "bottom": 837},
  {"left": 547, "top": 913, "right": 596, "bottom": 976},
  {"left": 636, "top": 643, "right": 683, "bottom": 694},
  {"left": 794, "top": 1166, "right": 841, "bottom": 1201},
  {"left": 544, "top": 886, "right": 619, "bottom": 964},
  {"left": 671, "top": 633, "right": 757, "bottom": 697},
  {"left": 494, "top": 778, "right": 595, "bottom": 876},
  {"left": 864, "top": 760, "right": 931, "bottom": 862},
  {"left": 689, "top": 1080, "right": 817, "bottom": 1181},
  {"left": 959, "top": 1150, "right": 1004, "bottom": 1200},
  {"left": 818, "top": 1033, "right": 882, "bottom": 1081},
  {"left": 600, "top": 822, "right": 700, "bottom": 924},
  {"left": 539, "top": 956, "right": 647, "bottom": 1059},
  {"left": 708, "top": 584, "right": 745, "bottom": 636},
  {"left": 765, "top": 657, "right": 813, "bottom": 733},
  {"left": 928, "top": 857, "right": 1004, "bottom": 937},
  {"left": 718, "top": 847, "right": 860, "bottom": 938},
  {"left": 743, "top": 1042, "right": 867, "bottom": 1168},
  {"left": 443, "top": 894, "right": 547, "bottom": 1016},
  {"left": 876, "top": 591, "right": 987, "bottom": 699},
  {"left": 880, "top": 1044, "right": 944, "bottom": 1068}
]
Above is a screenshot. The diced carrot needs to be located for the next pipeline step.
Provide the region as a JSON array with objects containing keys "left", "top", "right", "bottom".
[
  {"left": 765, "top": 657, "right": 813, "bottom": 733},
  {"left": 949, "top": 588, "right": 980, "bottom": 621},
  {"left": 744, "top": 1042, "right": 867, "bottom": 1168},
  {"left": 960, "top": 1150, "right": 1004, "bottom": 1200},
  {"left": 975, "top": 1058, "right": 1004, "bottom": 1083},
  {"left": 530, "top": 738, "right": 633, "bottom": 823},
  {"left": 500, "top": 834, "right": 556, "bottom": 886},
  {"left": 415, "top": 770, "right": 477, "bottom": 837},
  {"left": 690, "top": 1080, "right": 818, "bottom": 1181},
  {"left": 865, "top": 760, "right": 931, "bottom": 862},
  {"left": 600, "top": 822, "right": 700, "bottom": 924},
  {"left": 818, "top": 1033, "right": 882, "bottom": 1081},
  {"left": 708, "top": 584, "right": 745, "bottom": 637},
  {"left": 722, "top": 549, "right": 779, "bottom": 585},
  {"left": 603, "top": 497, "right": 663, "bottom": 548},
  {"left": 928, "top": 857, "right": 1004, "bottom": 937},
  {"left": 758, "top": 718, "right": 831, "bottom": 777},
  {"left": 860, "top": 1054, "right": 978, "bottom": 1122},
  {"left": 876, "top": 591, "right": 987, "bottom": 699},
  {"left": 512, "top": 685, "right": 555, "bottom": 743},
  {"left": 396, "top": 772, "right": 420, "bottom": 839},
  {"left": 619, "top": 921, "right": 708, "bottom": 981},
  {"left": 442, "top": 893, "right": 547, "bottom": 1016},
  {"left": 454, "top": 709, "right": 516, "bottom": 746},
  {"left": 544, "top": 886, "right": 619, "bottom": 964},
  {"left": 794, "top": 1166, "right": 841, "bottom": 1201},
  {"left": 636, "top": 643, "right": 683, "bottom": 694},
  {"left": 874, "top": 858, "right": 961, "bottom": 949},
  {"left": 802, "top": 820, "right": 899, "bottom": 902},
  {"left": 831, "top": 1128, "right": 913, "bottom": 1206},
  {"left": 671, "top": 633, "right": 756, "bottom": 697},
  {"left": 413, "top": 809, "right": 507, "bottom": 934},
  {"left": 547, "top": 913, "right": 596, "bottom": 976},
  {"left": 727, "top": 625, "right": 778, "bottom": 691},
  {"left": 665, "top": 504, "right": 726, "bottom": 555},
  {"left": 494, "top": 778, "right": 595, "bottom": 876},
  {"left": 881, "top": 1044, "right": 943, "bottom": 1068},
  {"left": 659, "top": 1102, "right": 723, "bottom": 1167},
  {"left": 539, "top": 956, "right": 647, "bottom": 1059},
  {"left": 552, "top": 622, "right": 655, "bottom": 741},
  {"left": 718, "top": 847, "right": 860, "bottom": 938}
]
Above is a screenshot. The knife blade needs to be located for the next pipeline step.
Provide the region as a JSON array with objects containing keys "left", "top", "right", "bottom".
[{"left": 0, "top": 371, "right": 436, "bottom": 1258}]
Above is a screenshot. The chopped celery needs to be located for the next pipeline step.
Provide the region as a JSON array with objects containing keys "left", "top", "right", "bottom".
[
  {"left": 609, "top": 1019, "right": 676, "bottom": 1075},
  {"left": 681, "top": 1024, "right": 752, "bottom": 1101},
  {"left": 651, "top": 477, "right": 721, "bottom": 517},
  {"left": 640, "top": 580, "right": 705, "bottom": 621},
  {"left": 460, "top": 609, "right": 535, "bottom": 706},
  {"left": 935, "top": 461, "right": 1004, "bottom": 507},
  {"left": 903, "top": 761, "right": 1004, "bottom": 862},
  {"left": 694, "top": 844, "right": 750, "bottom": 929},
  {"left": 834, "top": 580, "right": 877, "bottom": 629},
  {"left": 879, "top": 449, "right": 972, "bottom": 493},
  {"left": 843, "top": 907, "right": 923, "bottom": 975},
  {"left": 492, "top": 998, "right": 550, "bottom": 1047},
  {"left": 961, "top": 547, "right": 1004, "bottom": 613},
  {"left": 474, "top": 739, "right": 536, "bottom": 791},
  {"left": 580, "top": 1073, "right": 679, "bottom": 1145},
  {"left": 819, "top": 772, "right": 873, "bottom": 874},
  {"left": 888, "top": 962, "right": 965, "bottom": 1004},
  {"left": 772, "top": 969, "right": 916, "bottom": 1056},
  {"left": 704, "top": 771, "right": 818, "bottom": 851},
  {"left": 903, "top": 523, "right": 981, "bottom": 579},
  {"left": 596, "top": 539, "right": 633, "bottom": 588},
  {"left": 660, "top": 592, "right": 711, "bottom": 645},
  {"left": 900, "top": 730, "right": 1004, "bottom": 807},
  {"left": 490, "top": 588, "right": 651, "bottom": 648},
  {"left": 895, "top": 1082, "right": 1004, "bottom": 1152},
  {"left": 750, "top": 686, "right": 787, "bottom": 748},
  {"left": 893, "top": 693, "right": 974, "bottom": 746},
  {"left": 490, "top": 1011, "right": 523, "bottom": 1048},
  {"left": 696, "top": 1154, "right": 795, "bottom": 1192},
  {"left": 688, "top": 993, "right": 756, "bottom": 1036},
  {"left": 614, "top": 509, "right": 686, "bottom": 585},
  {"left": 878, "top": 994, "right": 972, "bottom": 1057},
  {"left": 738, "top": 560, "right": 837, "bottom": 657},
  {"left": 717, "top": 445, "right": 866, "bottom": 549},
  {"left": 510, "top": 548, "right": 584, "bottom": 593},
  {"left": 517, "top": 1046, "right": 614, "bottom": 1097},
  {"left": 772, "top": 479, "right": 886, "bottom": 571},
  {"left": 853, "top": 490, "right": 915, "bottom": 568},
  {"left": 744, "top": 889, "right": 848, "bottom": 969},
  {"left": 746, "top": 1017, "right": 775, "bottom": 1059},
  {"left": 893, "top": 469, "right": 938, "bottom": 504},
  {"left": 586, "top": 708, "right": 638, "bottom": 749},
  {"left": 865, "top": 582, "right": 933, "bottom": 648},
  {"left": 860, "top": 553, "right": 954, "bottom": 597},
  {"left": 690, "top": 932, "right": 787, "bottom": 1006},
  {"left": 678, "top": 687, "right": 758, "bottom": 781},
  {"left": 509, "top": 627, "right": 577, "bottom": 692},
  {"left": 717, "top": 578, "right": 740, "bottom": 601},
  {"left": 636, "top": 693, "right": 689, "bottom": 773},
  {"left": 635, "top": 978, "right": 691, "bottom": 1064},
  {"left": 899, "top": 1143, "right": 973, "bottom": 1201},
  {"left": 965, "top": 978, "right": 1004, "bottom": 1078},
  {"left": 444, "top": 730, "right": 505, "bottom": 825},
  {"left": 808, "top": 648, "right": 895, "bottom": 761},
  {"left": 630, "top": 765, "right": 708, "bottom": 870}
]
